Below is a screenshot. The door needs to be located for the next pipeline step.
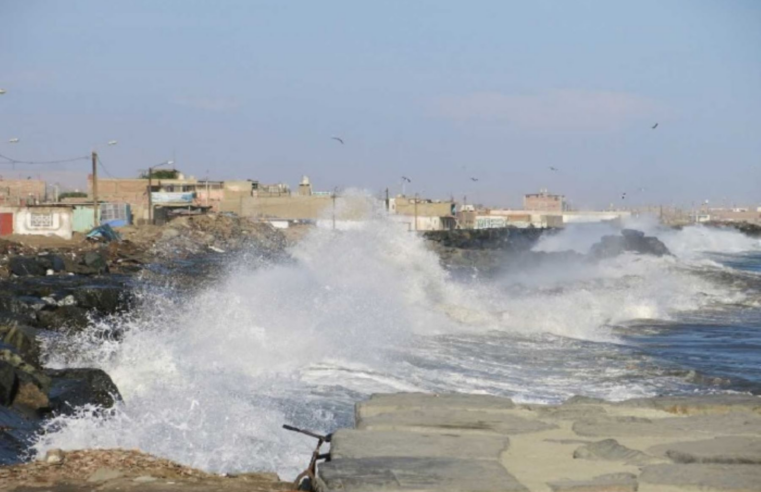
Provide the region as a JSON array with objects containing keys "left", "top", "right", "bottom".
[{"left": 0, "top": 213, "right": 13, "bottom": 236}]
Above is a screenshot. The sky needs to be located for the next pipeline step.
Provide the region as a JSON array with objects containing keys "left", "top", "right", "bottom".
[{"left": 1, "top": 0, "right": 759, "bottom": 208}]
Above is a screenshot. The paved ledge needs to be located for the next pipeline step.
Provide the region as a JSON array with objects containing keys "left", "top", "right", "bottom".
[{"left": 317, "top": 393, "right": 761, "bottom": 492}]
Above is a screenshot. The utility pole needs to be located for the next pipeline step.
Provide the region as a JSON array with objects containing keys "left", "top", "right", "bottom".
[
  {"left": 91, "top": 151, "right": 98, "bottom": 227},
  {"left": 148, "top": 166, "right": 153, "bottom": 225},
  {"left": 414, "top": 193, "right": 419, "bottom": 232},
  {"left": 385, "top": 188, "right": 389, "bottom": 212}
]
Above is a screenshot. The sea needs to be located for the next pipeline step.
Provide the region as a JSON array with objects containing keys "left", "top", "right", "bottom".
[{"left": 34, "top": 202, "right": 761, "bottom": 479}]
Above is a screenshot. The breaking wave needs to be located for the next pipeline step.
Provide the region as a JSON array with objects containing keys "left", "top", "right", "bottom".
[{"left": 34, "top": 198, "right": 761, "bottom": 477}]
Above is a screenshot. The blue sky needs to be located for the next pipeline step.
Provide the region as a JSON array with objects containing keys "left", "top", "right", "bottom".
[{"left": 1, "top": 0, "right": 759, "bottom": 207}]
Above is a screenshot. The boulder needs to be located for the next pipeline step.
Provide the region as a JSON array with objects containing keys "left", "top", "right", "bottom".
[
  {"left": 44, "top": 368, "right": 121, "bottom": 415},
  {"left": 0, "top": 360, "right": 18, "bottom": 406},
  {"left": 36, "top": 254, "right": 66, "bottom": 273},
  {"left": 36, "top": 306, "right": 90, "bottom": 331},
  {"left": 589, "top": 229, "right": 671, "bottom": 259},
  {"left": 8, "top": 257, "right": 46, "bottom": 277},
  {"left": 72, "top": 285, "right": 127, "bottom": 313},
  {"left": 83, "top": 251, "right": 109, "bottom": 274}
]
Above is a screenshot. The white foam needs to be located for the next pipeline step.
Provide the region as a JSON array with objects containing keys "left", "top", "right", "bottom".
[{"left": 35, "top": 197, "right": 757, "bottom": 477}]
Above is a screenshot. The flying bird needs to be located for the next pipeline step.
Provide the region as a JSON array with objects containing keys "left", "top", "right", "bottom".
[
  {"left": 621, "top": 192, "right": 627, "bottom": 200},
  {"left": 331, "top": 136, "right": 344, "bottom": 144},
  {"left": 470, "top": 177, "right": 479, "bottom": 182},
  {"left": 549, "top": 166, "right": 559, "bottom": 172},
  {"left": 401, "top": 176, "right": 412, "bottom": 183},
  {"left": 651, "top": 123, "right": 658, "bottom": 129},
  {"left": 8, "top": 138, "right": 19, "bottom": 144}
]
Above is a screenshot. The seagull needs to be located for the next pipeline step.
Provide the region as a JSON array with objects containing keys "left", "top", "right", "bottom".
[
  {"left": 331, "top": 136, "right": 344, "bottom": 144},
  {"left": 108, "top": 140, "right": 118, "bottom": 146},
  {"left": 401, "top": 176, "right": 412, "bottom": 183},
  {"left": 8, "top": 138, "right": 19, "bottom": 143},
  {"left": 621, "top": 192, "right": 627, "bottom": 200},
  {"left": 549, "top": 166, "right": 559, "bottom": 172},
  {"left": 470, "top": 177, "right": 479, "bottom": 182},
  {"left": 0, "top": 89, "right": 6, "bottom": 95},
  {"left": 652, "top": 123, "right": 658, "bottom": 129}
]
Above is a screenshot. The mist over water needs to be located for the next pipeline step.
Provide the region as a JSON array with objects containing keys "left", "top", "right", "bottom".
[{"left": 34, "top": 202, "right": 761, "bottom": 478}]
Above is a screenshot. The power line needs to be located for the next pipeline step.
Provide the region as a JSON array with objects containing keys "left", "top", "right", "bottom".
[
  {"left": 0, "top": 152, "right": 90, "bottom": 165},
  {"left": 96, "top": 154, "right": 116, "bottom": 178}
]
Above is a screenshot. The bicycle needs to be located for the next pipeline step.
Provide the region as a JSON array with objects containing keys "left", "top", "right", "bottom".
[{"left": 282, "top": 424, "right": 333, "bottom": 491}]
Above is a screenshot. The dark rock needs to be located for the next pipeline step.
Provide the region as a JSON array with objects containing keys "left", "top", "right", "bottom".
[
  {"left": 72, "top": 286, "right": 127, "bottom": 313},
  {"left": 0, "top": 361, "right": 18, "bottom": 406},
  {"left": 83, "top": 251, "right": 109, "bottom": 274},
  {"left": 36, "top": 254, "right": 66, "bottom": 273},
  {"left": 36, "top": 306, "right": 90, "bottom": 331},
  {"left": 589, "top": 229, "right": 671, "bottom": 259},
  {"left": 8, "top": 257, "right": 46, "bottom": 277},
  {"left": 44, "top": 368, "right": 121, "bottom": 415}
]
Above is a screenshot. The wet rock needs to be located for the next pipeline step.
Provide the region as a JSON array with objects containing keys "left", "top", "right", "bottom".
[
  {"left": 36, "top": 305, "right": 90, "bottom": 331},
  {"left": 0, "top": 361, "right": 18, "bottom": 405},
  {"left": 72, "top": 285, "right": 126, "bottom": 313},
  {"left": 44, "top": 368, "right": 121, "bottom": 415},
  {"left": 589, "top": 229, "right": 671, "bottom": 259}
]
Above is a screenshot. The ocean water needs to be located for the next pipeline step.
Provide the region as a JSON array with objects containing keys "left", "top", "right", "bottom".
[{"left": 35, "top": 201, "right": 761, "bottom": 479}]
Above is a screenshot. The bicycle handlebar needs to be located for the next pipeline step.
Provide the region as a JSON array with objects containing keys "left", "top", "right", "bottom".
[{"left": 282, "top": 424, "right": 332, "bottom": 442}]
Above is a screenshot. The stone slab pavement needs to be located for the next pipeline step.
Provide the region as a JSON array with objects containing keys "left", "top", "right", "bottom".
[{"left": 316, "top": 393, "right": 761, "bottom": 492}]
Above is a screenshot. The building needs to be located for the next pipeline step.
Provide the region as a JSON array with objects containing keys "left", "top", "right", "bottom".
[
  {"left": 88, "top": 173, "right": 222, "bottom": 223},
  {"left": 524, "top": 189, "right": 565, "bottom": 213},
  {"left": 388, "top": 196, "right": 456, "bottom": 231},
  {"left": 0, "top": 178, "right": 47, "bottom": 206}
]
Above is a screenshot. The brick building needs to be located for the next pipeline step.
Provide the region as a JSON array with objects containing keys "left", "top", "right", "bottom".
[
  {"left": 0, "top": 179, "right": 46, "bottom": 205},
  {"left": 523, "top": 189, "right": 565, "bottom": 213}
]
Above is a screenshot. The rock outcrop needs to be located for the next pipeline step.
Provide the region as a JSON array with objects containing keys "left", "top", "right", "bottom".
[{"left": 589, "top": 229, "right": 671, "bottom": 259}]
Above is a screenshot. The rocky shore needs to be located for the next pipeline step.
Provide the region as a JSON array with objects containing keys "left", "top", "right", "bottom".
[
  {"left": 318, "top": 392, "right": 761, "bottom": 492},
  {"left": 424, "top": 227, "right": 671, "bottom": 273},
  {"left": 0, "top": 214, "right": 286, "bottom": 473}
]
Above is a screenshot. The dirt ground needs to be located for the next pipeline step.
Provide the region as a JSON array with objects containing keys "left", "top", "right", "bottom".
[{"left": 0, "top": 449, "right": 295, "bottom": 492}]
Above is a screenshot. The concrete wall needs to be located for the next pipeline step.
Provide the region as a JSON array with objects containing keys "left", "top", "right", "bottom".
[
  {"left": 562, "top": 211, "right": 631, "bottom": 224},
  {"left": 14, "top": 206, "right": 73, "bottom": 240}
]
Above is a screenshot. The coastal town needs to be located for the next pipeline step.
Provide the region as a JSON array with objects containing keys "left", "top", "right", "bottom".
[{"left": 0, "top": 168, "right": 759, "bottom": 242}]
